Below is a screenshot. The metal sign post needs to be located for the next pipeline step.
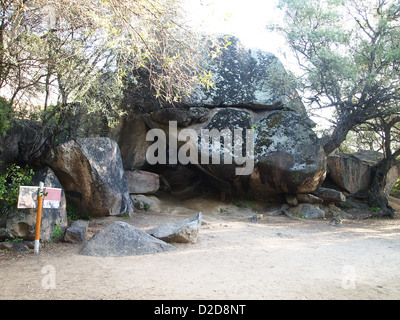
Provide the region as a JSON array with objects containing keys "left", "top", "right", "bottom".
[
  {"left": 34, "top": 182, "right": 44, "bottom": 254},
  {"left": 17, "top": 183, "right": 62, "bottom": 254}
]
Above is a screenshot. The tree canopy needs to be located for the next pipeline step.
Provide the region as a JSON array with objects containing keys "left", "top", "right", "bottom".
[
  {"left": 0, "top": 0, "right": 213, "bottom": 122},
  {"left": 275, "top": 0, "right": 400, "bottom": 216},
  {"left": 276, "top": 0, "right": 400, "bottom": 155}
]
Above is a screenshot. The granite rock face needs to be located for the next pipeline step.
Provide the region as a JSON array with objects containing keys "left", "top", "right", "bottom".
[
  {"left": 185, "top": 35, "right": 305, "bottom": 114},
  {"left": 116, "top": 34, "right": 326, "bottom": 200},
  {"left": 42, "top": 137, "right": 134, "bottom": 218},
  {"left": 327, "top": 151, "right": 400, "bottom": 195}
]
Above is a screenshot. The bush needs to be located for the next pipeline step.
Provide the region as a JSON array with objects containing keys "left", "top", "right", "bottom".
[
  {"left": 0, "top": 164, "right": 35, "bottom": 211},
  {"left": 0, "top": 97, "right": 12, "bottom": 137}
]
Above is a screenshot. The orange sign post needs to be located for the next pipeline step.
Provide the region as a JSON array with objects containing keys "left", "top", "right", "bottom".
[
  {"left": 17, "top": 182, "right": 62, "bottom": 254},
  {"left": 34, "top": 182, "right": 44, "bottom": 254}
]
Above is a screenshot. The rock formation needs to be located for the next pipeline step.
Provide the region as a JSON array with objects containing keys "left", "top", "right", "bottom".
[
  {"left": 41, "top": 137, "right": 134, "bottom": 218},
  {"left": 80, "top": 221, "right": 175, "bottom": 257},
  {"left": 116, "top": 35, "right": 327, "bottom": 201}
]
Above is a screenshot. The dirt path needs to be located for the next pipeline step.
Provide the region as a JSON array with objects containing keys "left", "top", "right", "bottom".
[{"left": 1, "top": 196, "right": 400, "bottom": 300}]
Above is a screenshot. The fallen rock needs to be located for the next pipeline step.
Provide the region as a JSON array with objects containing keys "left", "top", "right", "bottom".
[
  {"left": 41, "top": 137, "right": 134, "bottom": 218},
  {"left": 290, "top": 203, "right": 325, "bottom": 219},
  {"left": 296, "top": 193, "right": 324, "bottom": 204},
  {"left": 147, "top": 212, "right": 202, "bottom": 244},
  {"left": 80, "top": 221, "right": 175, "bottom": 257},
  {"left": 0, "top": 241, "right": 29, "bottom": 252},
  {"left": 327, "top": 151, "right": 400, "bottom": 196},
  {"left": 64, "top": 220, "right": 89, "bottom": 243},
  {"left": 285, "top": 194, "right": 298, "bottom": 206},
  {"left": 327, "top": 152, "right": 377, "bottom": 194},
  {"left": 132, "top": 195, "right": 161, "bottom": 212},
  {"left": 125, "top": 170, "right": 160, "bottom": 194},
  {"left": 313, "top": 187, "right": 346, "bottom": 203}
]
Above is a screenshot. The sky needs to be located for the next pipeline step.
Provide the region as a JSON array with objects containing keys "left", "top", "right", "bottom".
[{"left": 183, "top": 0, "right": 287, "bottom": 59}]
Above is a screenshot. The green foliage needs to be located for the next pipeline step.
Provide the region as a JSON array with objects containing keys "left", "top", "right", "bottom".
[
  {"left": 369, "top": 206, "right": 381, "bottom": 213},
  {"left": 0, "top": 164, "right": 35, "bottom": 211},
  {"left": 0, "top": 97, "right": 12, "bottom": 137},
  {"left": 66, "top": 203, "right": 79, "bottom": 222},
  {"left": 51, "top": 223, "right": 64, "bottom": 243}
]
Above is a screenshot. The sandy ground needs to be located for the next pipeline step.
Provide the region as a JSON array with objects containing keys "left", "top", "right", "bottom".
[{"left": 1, "top": 195, "right": 400, "bottom": 300}]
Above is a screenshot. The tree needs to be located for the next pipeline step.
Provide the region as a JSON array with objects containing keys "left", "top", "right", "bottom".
[
  {"left": 0, "top": 0, "right": 214, "bottom": 165},
  {"left": 275, "top": 0, "right": 400, "bottom": 216}
]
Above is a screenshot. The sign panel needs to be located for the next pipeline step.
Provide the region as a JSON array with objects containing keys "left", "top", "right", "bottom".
[{"left": 17, "top": 186, "right": 62, "bottom": 209}]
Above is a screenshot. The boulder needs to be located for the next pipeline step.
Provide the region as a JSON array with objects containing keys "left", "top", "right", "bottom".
[
  {"left": 0, "top": 120, "right": 55, "bottom": 168},
  {"left": 296, "top": 193, "right": 324, "bottom": 204},
  {"left": 0, "top": 241, "right": 29, "bottom": 252},
  {"left": 290, "top": 203, "right": 325, "bottom": 219},
  {"left": 125, "top": 170, "right": 160, "bottom": 194},
  {"left": 147, "top": 212, "right": 202, "bottom": 244},
  {"left": 119, "top": 35, "right": 326, "bottom": 200},
  {"left": 185, "top": 35, "right": 306, "bottom": 115},
  {"left": 113, "top": 115, "right": 150, "bottom": 170},
  {"left": 132, "top": 195, "right": 161, "bottom": 212},
  {"left": 41, "top": 137, "right": 134, "bottom": 218},
  {"left": 285, "top": 194, "right": 298, "bottom": 206},
  {"left": 327, "top": 152, "right": 376, "bottom": 194},
  {"left": 176, "top": 109, "right": 327, "bottom": 199},
  {"left": 327, "top": 150, "right": 400, "bottom": 195},
  {"left": 150, "top": 107, "right": 209, "bottom": 127},
  {"left": 64, "top": 220, "right": 89, "bottom": 243},
  {"left": 312, "top": 187, "right": 346, "bottom": 203},
  {"left": 0, "top": 167, "right": 67, "bottom": 241},
  {"left": 80, "top": 221, "right": 175, "bottom": 257}
]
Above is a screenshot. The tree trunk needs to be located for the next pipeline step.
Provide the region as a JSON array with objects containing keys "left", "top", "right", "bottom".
[
  {"left": 368, "top": 157, "right": 395, "bottom": 218},
  {"left": 323, "top": 118, "right": 354, "bottom": 156}
]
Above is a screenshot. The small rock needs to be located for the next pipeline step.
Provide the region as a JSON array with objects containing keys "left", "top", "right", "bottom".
[
  {"left": 132, "top": 195, "right": 160, "bottom": 212},
  {"left": 147, "top": 212, "right": 202, "bottom": 244},
  {"left": 290, "top": 203, "right": 325, "bottom": 219},
  {"left": 329, "top": 218, "right": 342, "bottom": 226},
  {"left": 64, "top": 220, "right": 89, "bottom": 243},
  {"left": 285, "top": 194, "right": 298, "bottom": 206},
  {"left": 312, "top": 187, "right": 346, "bottom": 203},
  {"left": 125, "top": 170, "right": 160, "bottom": 194},
  {"left": 296, "top": 193, "right": 323, "bottom": 204},
  {"left": 0, "top": 241, "right": 29, "bottom": 252}
]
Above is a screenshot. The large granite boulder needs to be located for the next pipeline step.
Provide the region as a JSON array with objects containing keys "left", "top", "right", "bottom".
[
  {"left": 0, "top": 167, "right": 67, "bottom": 241},
  {"left": 327, "top": 151, "right": 400, "bottom": 195},
  {"left": 80, "top": 221, "right": 175, "bottom": 257},
  {"left": 250, "top": 110, "right": 326, "bottom": 195},
  {"left": 41, "top": 137, "right": 134, "bottom": 218},
  {"left": 184, "top": 35, "right": 306, "bottom": 114},
  {"left": 117, "top": 35, "right": 326, "bottom": 200},
  {"left": 148, "top": 108, "right": 326, "bottom": 199}
]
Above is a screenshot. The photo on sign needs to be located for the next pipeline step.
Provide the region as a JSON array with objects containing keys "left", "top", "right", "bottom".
[
  {"left": 17, "top": 186, "right": 39, "bottom": 209},
  {"left": 17, "top": 186, "right": 62, "bottom": 209}
]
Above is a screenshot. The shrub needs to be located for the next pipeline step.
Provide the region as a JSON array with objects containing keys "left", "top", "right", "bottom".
[
  {"left": 0, "top": 97, "right": 12, "bottom": 137},
  {"left": 0, "top": 164, "right": 35, "bottom": 212}
]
